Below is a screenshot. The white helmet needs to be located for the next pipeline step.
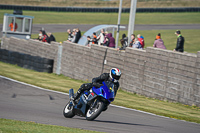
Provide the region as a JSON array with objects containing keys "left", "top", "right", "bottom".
[{"left": 110, "top": 68, "right": 121, "bottom": 83}]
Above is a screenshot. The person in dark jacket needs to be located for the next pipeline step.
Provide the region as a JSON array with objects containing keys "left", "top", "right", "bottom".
[
  {"left": 37, "top": 30, "right": 48, "bottom": 42},
  {"left": 118, "top": 34, "right": 128, "bottom": 50},
  {"left": 129, "top": 34, "right": 135, "bottom": 47},
  {"left": 92, "top": 32, "right": 98, "bottom": 44},
  {"left": 103, "top": 37, "right": 110, "bottom": 47},
  {"left": 173, "top": 30, "right": 184, "bottom": 52},
  {"left": 47, "top": 32, "right": 56, "bottom": 44},
  {"left": 75, "top": 28, "right": 81, "bottom": 43},
  {"left": 72, "top": 68, "right": 121, "bottom": 102}
]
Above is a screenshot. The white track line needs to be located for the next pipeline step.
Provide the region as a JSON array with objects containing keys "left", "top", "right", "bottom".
[{"left": 0, "top": 75, "right": 199, "bottom": 125}]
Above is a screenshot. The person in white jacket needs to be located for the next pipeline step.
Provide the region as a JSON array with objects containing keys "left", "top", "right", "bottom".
[{"left": 97, "top": 29, "right": 105, "bottom": 45}]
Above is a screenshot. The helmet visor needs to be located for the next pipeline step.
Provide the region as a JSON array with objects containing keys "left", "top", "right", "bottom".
[{"left": 112, "top": 73, "right": 121, "bottom": 80}]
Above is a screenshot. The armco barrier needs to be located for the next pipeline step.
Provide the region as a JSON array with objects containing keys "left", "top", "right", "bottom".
[
  {"left": 1, "top": 37, "right": 200, "bottom": 107},
  {"left": 0, "top": 4, "right": 200, "bottom": 12}
]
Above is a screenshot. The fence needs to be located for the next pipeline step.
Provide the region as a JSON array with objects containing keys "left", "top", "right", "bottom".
[
  {"left": 1, "top": 37, "right": 200, "bottom": 107},
  {"left": 1, "top": 4, "right": 200, "bottom": 12}
]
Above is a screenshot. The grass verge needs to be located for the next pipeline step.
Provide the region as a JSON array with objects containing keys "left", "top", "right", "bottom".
[
  {"left": 1, "top": 10, "right": 200, "bottom": 25},
  {"left": 0, "top": 61, "right": 200, "bottom": 124},
  {"left": 0, "top": 118, "right": 102, "bottom": 133}
]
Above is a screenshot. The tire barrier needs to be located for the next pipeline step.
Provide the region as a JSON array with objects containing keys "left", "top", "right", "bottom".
[
  {"left": 0, "top": 49, "right": 54, "bottom": 73},
  {"left": 0, "top": 4, "right": 200, "bottom": 12}
]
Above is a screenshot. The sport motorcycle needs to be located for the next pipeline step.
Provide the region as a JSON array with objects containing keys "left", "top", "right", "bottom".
[{"left": 63, "top": 81, "right": 115, "bottom": 121}]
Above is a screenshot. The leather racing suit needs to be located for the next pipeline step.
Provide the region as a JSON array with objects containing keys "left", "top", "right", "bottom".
[{"left": 74, "top": 73, "right": 120, "bottom": 100}]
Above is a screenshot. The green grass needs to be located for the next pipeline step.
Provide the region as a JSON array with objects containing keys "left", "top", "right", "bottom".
[
  {"left": 0, "top": 62, "right": 200, "bottom": 124},
  {"left": 31, "top": 29, "right": 200, "bottom": 54},
  {"left": 0, "top": 118, "right": 102, "bottom": 133},
  {"left": 1, "top": 10, "right": 200, "bottom": 25}
]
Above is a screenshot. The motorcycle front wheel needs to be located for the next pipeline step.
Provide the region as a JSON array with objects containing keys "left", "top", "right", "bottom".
[
  {"left": 86, "top": 100, "right": 104, "bottom": 121},
  {"left": 63, "top": 101, "right": 75, "bottom": 118}
]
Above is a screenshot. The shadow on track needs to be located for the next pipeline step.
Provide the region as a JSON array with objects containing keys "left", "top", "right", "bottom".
[{"left": 75, "top": 118, "right": 159, "bottom": 128}]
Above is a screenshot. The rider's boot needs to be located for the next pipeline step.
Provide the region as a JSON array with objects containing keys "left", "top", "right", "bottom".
[{"left": 72, "top": 90, "right": 81, "bottom": 103}]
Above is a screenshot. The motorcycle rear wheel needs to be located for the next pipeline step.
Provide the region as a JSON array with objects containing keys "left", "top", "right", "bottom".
[
  {"left": 86, "top": 100, "right": 104, "bottom": 121},
  {"left": 63, "top": 101, "right": 75, "bottom": 118}
]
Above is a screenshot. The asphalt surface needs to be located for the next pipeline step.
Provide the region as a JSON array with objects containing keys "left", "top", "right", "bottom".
[
  {"left": 29, "top": 24, "right": 200, "bottom": 34},
  {"left": 0, "top": 76, "right": 200, "bottom": 133},
  {"left": 1, "top": 24, "right": 200, "bottom": 37}
]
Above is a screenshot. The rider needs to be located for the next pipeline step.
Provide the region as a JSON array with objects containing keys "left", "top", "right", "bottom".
[{"left": 73, "top": 68, "right": 121, "bottom": 101}]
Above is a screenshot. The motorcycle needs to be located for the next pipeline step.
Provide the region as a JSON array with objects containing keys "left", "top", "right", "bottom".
[{"left": 63, "top": 81, "right": 115, "bottom": 121}]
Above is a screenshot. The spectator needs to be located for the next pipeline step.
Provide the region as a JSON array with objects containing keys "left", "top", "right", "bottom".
[
  {"left": 75, "top": 28, "right": 81, "bottom": 43},
  {"left": 97, "top": 29, "right": 105, "bottom": 45},
  {"left": 67, "top": 29, "right": 73, "bottom": 42},
  {"left": 71, "top": 31, "right": 77, "bottom": 43},
  {"left": 87, "top": 36, "right": 92, "bottom": 47},
  {"left": 92, "top": 32, "right": 98, "bottom": 44},
  {"left": 118, "top": 34, "right": 128, "bottom": 50},
  {"left": 107, "top": 33, "right": 116, "bottom": 48},
  {"left": 132, "top": 38, "right": 143, "bottom": 49},
  {"left": 47, "top": 32, "right": 56, "bottom": 44},
  {"left": 9, "top": 19, "right": 18, "bottom": 31},
  {"left": 37, "top": 30, "right": 43, "bottom": 41},
  {"left": 41, "top": 30, "right": 48, "bottom": 42},
  {"left": 129, "top": 34, "right": 135, "bottom": 47},
  {"left": 37, "top": 30, "right": 47, "bottom": 42},
  {"left": 103, "top": 37, "right": 110, "bottom": 47},
  {"left": 137, "top": 34, "right": 145, "bottom": 48},
  {"left": 173, "top": 30, "right": 184, "bottom": 52},
  {"left": 153, "top": 33, "right": 166, "bottom": 49},
  {"left": 103, "top": 31, "right": 109, "bottom": 44}
]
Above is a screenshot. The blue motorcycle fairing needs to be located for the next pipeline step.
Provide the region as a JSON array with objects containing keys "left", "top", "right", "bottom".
[
  {"left": 73, "top": 94, "right": 88, "bottom": 117},
  {"left": 92, "top": 81, "right": 115, "bottom": 103},
  {"left": 73, "top": 91, "right": 98, "bottom": 116}
]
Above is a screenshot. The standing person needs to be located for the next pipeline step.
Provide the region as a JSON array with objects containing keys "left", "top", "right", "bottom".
[
  {"left": 129, "top": 34, "right": 135, "bottom": 47},
  {"left": 173, "top": 30, "right": 184, "bottom": 52},
  {"left": 37, "top": 30, "right": 47, "bottom": 42},
  {"left": 37, "top": 30, "right": 43, "bottom": 41},
  {"left": 47, "top": 32, "right": 56, "bottom": 44},
  {"left": 67, "top": 29, "right": 73, "bottom": 42},
  {"left": 103, "top": 37, "right": 110, "bottom": 47},
  {"left": 9, "top": 19, "right": 18, "bottom": 31},
  {"left": 132, "top": 38, "right": 143, "bottom": 49},
  {"left": 41, "top": 30, "right": 48, "bottom": 42},
  {"left": 71, "top": 31, "right": 77, "bottom": 43},
  {"left": 137, "top": 34, "right": 145, "bottom": 48},
  {"left": 103, "top": 31, "right": 109, "bottom": 44},
  {"left": 153, "top": 33, "right": 166, "bottom": 49},
  {"left": 86, "top": 36, "right": 92, "bottom": 47},
  {"left": 97, "top": 29, "right": 105, "bottom": 45},
  {"left": 107, "top": 33, "right": 116, "bottom": 48},
  {"left": 92, "top": 32, "right": 98, "bottom": 44},
  {"left": 118, "top": 34, "right": 128, "bottom": 50},
  {"left": 75, "top": 28, "right": 81, "bottom": 43}
]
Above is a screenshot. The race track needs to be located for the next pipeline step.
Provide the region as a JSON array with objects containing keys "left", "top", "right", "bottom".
[
  {"left": 31, "top": 24, "right": 200, "bottom": 34},
  {"left": 0, "top": 76, "right": 200, "bottom": 133}
]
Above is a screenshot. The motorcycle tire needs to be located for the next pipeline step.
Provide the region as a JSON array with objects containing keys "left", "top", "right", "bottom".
[
  {"left": 86, "top": 100, "right": 104, "bottom": 121},
  {"left": 63, "top": 101, "right": 75, "bottom": 118}
]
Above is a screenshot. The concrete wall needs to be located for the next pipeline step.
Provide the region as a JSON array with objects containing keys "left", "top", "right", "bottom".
[{"left": 1, "top": 37, "right": 200, "bottom": 107}]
